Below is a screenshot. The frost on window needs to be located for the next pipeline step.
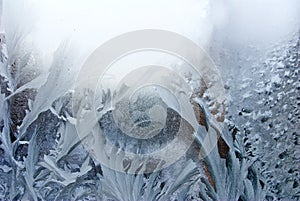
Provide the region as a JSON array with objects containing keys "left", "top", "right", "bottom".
[{"left": 0, "top": 0, "right": 299, "bottom": 200}]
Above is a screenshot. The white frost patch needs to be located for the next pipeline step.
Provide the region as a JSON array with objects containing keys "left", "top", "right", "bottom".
[{"left": 271, "top": 74, "right": 281, "bottom": 84}]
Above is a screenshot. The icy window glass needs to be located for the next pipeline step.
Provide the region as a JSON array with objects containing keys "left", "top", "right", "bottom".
[{"left": 0, "top": 0, "right": 299, "bottom": 200}]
